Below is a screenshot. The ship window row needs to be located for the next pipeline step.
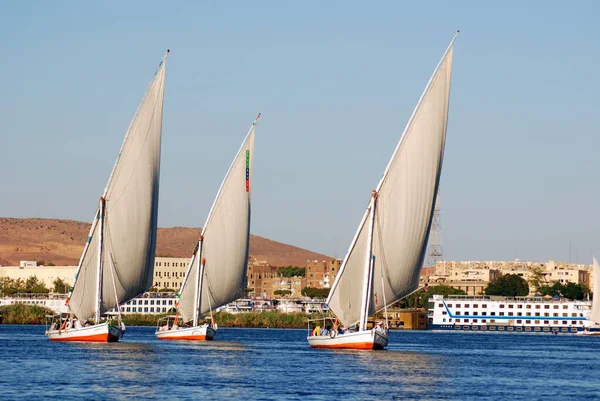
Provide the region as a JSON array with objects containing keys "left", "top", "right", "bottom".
[
  {"left": 125, "top": 299, "right": 174, "bottom": 306},
  {"left": 447, "top": 310, "right": 583, "bottom": 318},
  {"left": 444, "top": 303, "right": 571, "bottom": 310},
  {"left": 448, "top": 318, "right": 583, "bottom": 325},
  {"left": 123, "top": 307, "right": 169, "bottom": 313}
]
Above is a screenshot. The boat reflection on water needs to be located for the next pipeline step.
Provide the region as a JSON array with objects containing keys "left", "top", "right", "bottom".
[
  {"left": 161, "top": 340, "right": 249, "bottom": 353},
  {"left": 339, "top": 347, "right": 448, "bottom": 398}
]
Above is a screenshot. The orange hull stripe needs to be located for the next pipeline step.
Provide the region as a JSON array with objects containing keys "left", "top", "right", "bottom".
[
  {"left": 311, "top": 342, "right": 384, "bottom": 350},
  {"left": 158, "top": 335, "right": 213, "bottom": 341},
  {"left": 50, "top": 333, "right": 119, "bottom": 343}
]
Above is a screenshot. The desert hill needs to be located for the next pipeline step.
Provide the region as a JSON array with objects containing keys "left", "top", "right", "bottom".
[{"left": 0, "top": 218, "right": 332, "bottom": 267}]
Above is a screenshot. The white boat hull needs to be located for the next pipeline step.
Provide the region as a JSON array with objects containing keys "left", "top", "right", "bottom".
[
  {"left": 46, "top": 322, "right": 124, "bottom": 342},
  {"left": 155, "top": 325, "right": 216, "bottom": 341},
  {"left": 307, "top": 329, "right": 388, "bottom": 350},
  {"left": 576, "top": 332, "right": 600, "bottom": 336}
]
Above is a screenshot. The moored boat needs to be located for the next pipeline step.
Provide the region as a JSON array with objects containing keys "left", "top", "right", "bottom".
[{"left": 428, "top": 294, "right": 591, "bottom": 333}]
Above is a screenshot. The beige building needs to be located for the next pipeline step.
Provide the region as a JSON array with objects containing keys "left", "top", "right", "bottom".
[
  {"left": 151, "top": 257, "right": 190, "bottom": 291},
  {"left": 422, "top": 259, "right": 593, "bottom": 296},
  {"left": 0, "top": 257, "right": 191, "bottom": 293},
  {"left": 0, "top": 264, "right": 77, "bottom": 289},
  {"left": 247, "top": 262, "right": 279, "bottom": 296},
  {"left": 246, "top": 258, "right": 342, "bottom": 298},
  {"left": 306, "top": 259, "right": 342, "bottom": 288},
  {"left": 424, "top": 267, "right": 500, "bottom": 296}
]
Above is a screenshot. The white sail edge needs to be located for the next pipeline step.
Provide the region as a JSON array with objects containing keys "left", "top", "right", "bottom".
[
  {"left": 176, "top": 114, "right": 260, "bottom": 320},
  {"left": 68, "top": 208, "right": 100, "bottom": 297},
  {"left": 101, "top": 50, "right": 170, "bottom": 199},
  {"left": 199, "top": 114, "right": 261, "bottom": 238},
  {"left": 592, "top": 256, "right": 600, "bottom": 323},
  {"left": 375, "top": 31, "right": 458, "bottom": 194},
  {"left": 327, "top": 32, "right": 458, "bottom": 319},
  {"left": 176, "top": 245, "right": 199, "bottom": 299},
  {"left": 326, "top": 206, "right": 370, "bottom": 306}
]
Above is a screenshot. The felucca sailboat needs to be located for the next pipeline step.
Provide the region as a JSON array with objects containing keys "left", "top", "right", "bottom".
[
  {"left": 155, "top": 115, "right": 258, "bottom": 341},
  {"left": 46, "top": 51, "right": 169, "bottom": 342},
  {"left": 308, "top": 33, "right": 458, "bottom": 350}
]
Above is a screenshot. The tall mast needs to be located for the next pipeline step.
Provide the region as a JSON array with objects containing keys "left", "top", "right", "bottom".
[
  {"left": 192, "top": 235, "right": 204, "bottom": 327},
  {"left": 359, "top": 190, "right": 377, "bottom": 330},
  {"left": 95, "top": 197, "right": 106, "bottom": 323}
]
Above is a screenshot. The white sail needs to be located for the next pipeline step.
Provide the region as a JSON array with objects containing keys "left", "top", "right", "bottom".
[
  {"left": 328, "top": 35, "right": 456, "bottom": 327},
  {"left": 592, "top": 257, "right": 600, "bottom": 323},
  {"left": 177, "top": 120, "right": 256, "bottom": 323},
  {"left": 68, "top": 212, "right": 101, "bottom": 321},
  {"left": 326, "top": 209, "right": 374, "bottom": 326},
  {"left": 69, "top": 54, "right": 167, "bottom": 321}
]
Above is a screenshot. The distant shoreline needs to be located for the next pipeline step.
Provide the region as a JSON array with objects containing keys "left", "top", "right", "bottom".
[{"left": 0, "top": 305, "right": 324, "bottom": 329}]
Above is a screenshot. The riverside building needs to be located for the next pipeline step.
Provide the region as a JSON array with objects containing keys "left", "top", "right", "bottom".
[{"left": 421, "top": 259, "right": 593, "bottom": 296}]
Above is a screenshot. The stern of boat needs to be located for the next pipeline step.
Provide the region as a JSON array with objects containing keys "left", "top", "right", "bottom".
[
  {"left": 47, "top": 321, "right": 123, "bottom": 343},
  {"left": 156, "top": 324, "right": 217, "bottom": 341},
  {"left": 308, "top": 328, "right": 388, "bottom": 350}
]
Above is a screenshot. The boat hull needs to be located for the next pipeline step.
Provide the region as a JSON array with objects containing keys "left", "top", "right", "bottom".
[
  {"left": 428, "top": 323, "right": 599, "bottom": 334},
  {"left": 307, "top": 329, "right": 388, "bottom": 350},
  {"left": 46, "top": 322, "right": 124, "bottom": 342},
  {"left": 155, "top": 325, "right": 216, "bottom": 341}
]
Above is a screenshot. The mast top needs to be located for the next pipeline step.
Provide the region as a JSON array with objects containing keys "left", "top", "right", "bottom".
[{"left": 253, "top": 113, "right": 262, "bottom": 126}]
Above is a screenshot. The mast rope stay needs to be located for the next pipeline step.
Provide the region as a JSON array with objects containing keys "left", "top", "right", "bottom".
[{"left": 108, "top": 253, "right": 123, "bottom": 324}]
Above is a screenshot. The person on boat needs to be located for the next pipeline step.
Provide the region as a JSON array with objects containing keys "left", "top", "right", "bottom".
[
  {"left": 338, "top": 325, "right": 345, "bottom": 335},
  {"left": 312, "top": 325, "right": 321, "bottom": 336},
  {"left": 50, "top": 322, "right": 58, "bottom": 331},
  {"left": 172, "top": 322, "right": 179, "bottom": 330},
  {"left": 374, "top": 322, "right": 385, "bottom": 333},
  {"left": 74, "top": 319, "right": 82, "bottom": 329},
  {"left": 321, "top": 326, "right": 329, "bottom": 336}
]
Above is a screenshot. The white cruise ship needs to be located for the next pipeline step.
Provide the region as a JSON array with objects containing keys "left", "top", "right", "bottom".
[
  {"left": 0, "top": 293, "right": 178, "bottom": 316},
  {"left": 0, "top": 293, "right": 70, "bottom": 315},
  {"left": 428, "top": 294, "right": 594, "bottom": 333}
]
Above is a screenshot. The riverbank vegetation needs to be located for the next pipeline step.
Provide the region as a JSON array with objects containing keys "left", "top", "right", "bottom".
[
  {"left": 277, "top": 266, "right": 305, "bottom": 277},
  {"left": 485, "top": 274, "right": 530, "bottom": 297},
  {"left": 0, "top": 304, "right": 55, "bottom": 324},
  {"left": 0, "top": 276, "right": 70, "bottom": 295},
  {"left": 0, "top": 306, "right": 325, "bottom": 328},
  {"left": 120, "top": 311, "right": 324, "bottom": 328}
]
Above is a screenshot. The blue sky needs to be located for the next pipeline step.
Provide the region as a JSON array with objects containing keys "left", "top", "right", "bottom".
[{"left": 1, "top": 1, "right": 599, "bottom": 263}]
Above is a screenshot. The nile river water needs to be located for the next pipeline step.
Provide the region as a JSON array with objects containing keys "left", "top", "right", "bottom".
[{"left": 1, "top": 325, "right": 599, "bottom": 400}]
